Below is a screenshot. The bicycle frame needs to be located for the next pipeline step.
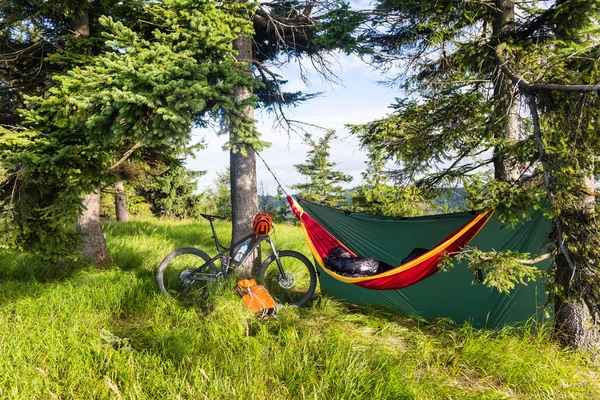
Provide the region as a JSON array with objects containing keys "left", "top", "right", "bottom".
[{"left": 190, "top": 219, "right": 286, "bottom": 281}]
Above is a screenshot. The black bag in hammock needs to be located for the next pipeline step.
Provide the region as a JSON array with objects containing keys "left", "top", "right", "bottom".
[{"left": 324, "top": 246, "right": 393, "bottom": 278}]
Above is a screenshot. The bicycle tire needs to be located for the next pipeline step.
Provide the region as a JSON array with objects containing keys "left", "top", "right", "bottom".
[
  {"left": 156, "top": 247, "right": 217, "bottom": 303},
  {"left": 258, "top": 250, "right": 317, "bottom": 307}
]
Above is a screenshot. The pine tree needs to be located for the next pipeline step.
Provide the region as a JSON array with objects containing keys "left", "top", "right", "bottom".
[
  {"left": 137, "top": 164, "right": 205, "bottom": 219},
  {"left": 353, "top": 0, "right": 600, "bottom": 349},
  {"left": 291, "top": 132, "right": 352, "bottom": 207},
  {"left": 351, "top": 147, "right": 430, "bottom": 217},
  {"left": 226, "top": 0, "right": 364, "bottom": 273},
  {"left": 0, "top": 0, "right": 255, "bottom": 261}
]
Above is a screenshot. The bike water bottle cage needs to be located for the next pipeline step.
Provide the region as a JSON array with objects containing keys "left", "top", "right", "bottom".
[{"left": 253, "top": 213, "right": 273, "bottom": 236}]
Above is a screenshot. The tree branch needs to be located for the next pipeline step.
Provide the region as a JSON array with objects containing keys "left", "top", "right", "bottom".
[
  {"left": 518, "top": 253, "right": 552, "bottom": 265},
  {"left": 496, "top": 43, "right": 600, "bottom": 92},
  {"left": 108, "top": 141, "right": 145, "bottom": 171},
  {"left": 525, "top": 92, "right": 577, "bottom": 274}
]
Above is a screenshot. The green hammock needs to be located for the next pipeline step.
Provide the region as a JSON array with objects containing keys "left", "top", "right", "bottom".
[{"left": 293, "top": 196, "right": 552, "bottom": 328}]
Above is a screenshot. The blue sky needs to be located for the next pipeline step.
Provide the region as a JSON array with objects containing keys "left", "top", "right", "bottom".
[
  {"left": 188, "top": 53, "right": 401, "bottom": 194},
  {"left": 187, "top": 1, "right": 402, "bottom": 194}
]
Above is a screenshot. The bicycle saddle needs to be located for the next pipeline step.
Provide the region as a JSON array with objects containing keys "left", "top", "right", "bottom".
[{"left": 200, "top": 213, "right": 226, "bottom": 220}]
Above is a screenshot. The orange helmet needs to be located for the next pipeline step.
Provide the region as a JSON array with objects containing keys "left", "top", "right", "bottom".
[{"left": 253, "top": 213, "right": 273, "bottom": 236}]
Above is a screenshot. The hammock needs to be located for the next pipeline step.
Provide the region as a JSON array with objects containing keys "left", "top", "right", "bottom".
[
  {"left": 288, "top": 195, "right": 493, "bottom": 290},
  {"left": 287, "top": 195, "right": 552, "bottom": 327}
]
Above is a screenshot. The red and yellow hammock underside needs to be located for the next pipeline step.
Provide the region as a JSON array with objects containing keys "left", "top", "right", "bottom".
[{"left": 287, "top": 195, "right": 494, "bottom": 290}]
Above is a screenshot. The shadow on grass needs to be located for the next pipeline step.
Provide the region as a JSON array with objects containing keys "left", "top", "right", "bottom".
[
  {"left": 0, "top": 247, "right": 86, "bottom": 283},
  {"left": 0, "top": 280, "right": 50, "bottom": 303},
  {"left": 332, "top": 300, "right": 549, "bottom": 341}
]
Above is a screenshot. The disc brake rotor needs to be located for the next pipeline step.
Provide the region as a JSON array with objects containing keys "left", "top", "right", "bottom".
[
  {"left": 278, "top": 271, "right": 296, "bottom": 289},
  {"left": 180, "top": 269, "right": 195, "bottom": 286}
]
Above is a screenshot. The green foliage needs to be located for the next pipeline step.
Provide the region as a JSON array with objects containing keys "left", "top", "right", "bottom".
[
  {"left": 137, "top": 164, "right": 205, "bottom": 220},
  {"left": 0, "top": 0, "right": 256, "bottom": 260},
  {"left": 250, "top": 0, "right": 369, "bottom": 124},
  {"left": 536, "top": 92, "right": 600, "bottom": 315},
  {"left": 0, "top": 161, "right": 6, "bottom": 185},
  {"left": 274, "top": 188, "right": 297, "bottom": 224},
  {"left": 1, "top": 0, "right": 150, "bottom": 126},
  {"left": 349, "top": 89, "right": 499, "bottom": 189},
  {"left": 439, "top": 247, "right": 545, "bottom": 294},
  {"left": 313, "top": 3, "right": 367, "bottom": 55},
  {"left": 291, "top": 132, "right": 352, "bottom": 207},
  {"left": 211, "top": 169, "right": 233, "bottom": 220},
  {"left": 352, "top": 147, "right": 431, "bottom": 217},
  {"left": 353, "top": 0, "right": 600, "bottom": 321},
  {"left": 197, "top": 168, "right": 232, "bottom": 220},
  {"left": 351, "top": 0, "right": 600, "bottom": 206},
  {"left": 464, "top": 177, "right": 544, "bottom": 226},
  {"left": 100, "top": 183, "right": 153, "bottom": 220},
  {"left": 252, "top": 0, "right": 366, "bottom": 63},
  {"left": 0, "top": 221, "right": 599, "bottom": 398}
]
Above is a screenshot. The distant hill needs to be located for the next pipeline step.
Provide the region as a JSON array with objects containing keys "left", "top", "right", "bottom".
[
  {"left": 434, "top": 187, "right": 468, "bottom": 212},
  {"left": 259, "top": 187, "right": 469, "bottom": 217}
]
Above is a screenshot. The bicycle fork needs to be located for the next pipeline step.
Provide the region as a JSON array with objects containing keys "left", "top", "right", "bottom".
[{"left": 266, "top": 237, "right": 289, "bottom": 281}]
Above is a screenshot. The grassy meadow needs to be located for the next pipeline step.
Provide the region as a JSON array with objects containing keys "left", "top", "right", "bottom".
[{"left": 1, "top": 218, "right": 599, "bottom": 399}]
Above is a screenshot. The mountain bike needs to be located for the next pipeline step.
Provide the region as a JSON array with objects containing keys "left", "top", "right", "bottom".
[{"left": 156, "top": 213, "right": 317, "bottom": 306}]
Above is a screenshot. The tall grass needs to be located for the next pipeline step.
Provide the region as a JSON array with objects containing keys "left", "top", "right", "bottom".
[{"left": 0, "top": 218, "right": 598, "bottom": 399}]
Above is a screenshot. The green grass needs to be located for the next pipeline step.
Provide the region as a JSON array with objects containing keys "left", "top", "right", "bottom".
[{"left": 1, "top": 218, "right": 598, "bottom": 399}]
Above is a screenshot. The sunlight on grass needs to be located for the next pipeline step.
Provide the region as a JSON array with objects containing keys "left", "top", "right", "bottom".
[{"left": 0, "top": 218, "right": 598, "bottom": 399}]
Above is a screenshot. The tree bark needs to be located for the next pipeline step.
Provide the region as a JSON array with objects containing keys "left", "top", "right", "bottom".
[
  {"left": 231, "top": 34, "right": 260, "bottom": 275},
  {"left": 73, "top": 6, "right": 110, "bottom": 266},
  {"left": 114, "top": 180, "right": 129, "bottom": 222},
  {"left": 73, "top": 9, "right": 90, "bottom": 38},
  {"left": 77, "top": 191, "right": 109, "bottom": 265},
  {"left": 555, "top": 297, "right": 599, "bottom": 352},
  {"left": 492, "top": 0, "right": 521, "bottom": 183},
  {"left": 527, "top": 93, "right": 599, "bottom": 352},
  {"left": 554, "top": 172, "right": 599, "bottom": 352}
]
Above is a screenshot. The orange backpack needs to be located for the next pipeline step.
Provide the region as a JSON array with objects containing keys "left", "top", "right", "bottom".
[{"left": 235, "top": 279, "right": 276, "bottom": 317}]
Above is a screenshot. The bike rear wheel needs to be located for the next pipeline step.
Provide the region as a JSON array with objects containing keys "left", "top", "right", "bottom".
[
  {"left": 258, "top": 250, "right": 316, "bottom": 307},
  {"left": 156, "top": 248, "right": 217, "bottom": 304}
]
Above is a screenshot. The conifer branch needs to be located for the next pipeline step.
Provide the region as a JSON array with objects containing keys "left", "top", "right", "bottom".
[
  {"left": 108, "top": 140, "right": 145, "bottom": 171},
  {"left": 525, "top": 92, "right": 577, "bottom": 275},
  {"left": 496, "top": 43, "right": 600, "bottom": 92}
]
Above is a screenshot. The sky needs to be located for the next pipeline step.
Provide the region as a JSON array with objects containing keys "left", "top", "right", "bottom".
[{"left": 187, "top": 2, "right": 402, "bottom": 195}]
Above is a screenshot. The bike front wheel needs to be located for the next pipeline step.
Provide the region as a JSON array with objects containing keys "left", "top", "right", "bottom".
[
  {"left": 156, "top": 247, "right": 217, "bottom": 304},
  {"left": 258, "top": 250, "right": 316, "bottom": 307}
]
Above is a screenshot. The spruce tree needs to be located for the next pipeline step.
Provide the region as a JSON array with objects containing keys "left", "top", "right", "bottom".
[
  {"left": 0, "top": 0, "right": 255, "bottom": 261},
  {"left": 351, "top": 147, "right": 431, "bottom": 217},
  {"left": 225, "top": 0, "right": 364, "bottom": 272},
  {"left": 353, "top": 0, "right": 600, "bottom": 349},
  {"left": 137, "top": 164, "right": 205, "bottom": 219},
  {"left": 291, "top": 132, "right": 352, "bottom": 207}
]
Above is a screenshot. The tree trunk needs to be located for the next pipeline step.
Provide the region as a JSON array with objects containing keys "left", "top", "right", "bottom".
[
  {"left": 77, "top": 191, "right": 109, "bottom": 265},
  {"left": 74, "top": 7, "right": 109, "bottom": 266},
  {"left": 492, "top": 91, "right": 521, "bottom": 182},
  {"left": 73, "top": 9, "right": 90, "bottom": 38},
  {"left": 555, "top": 299, "right": 599, "bottom": 352},
  {"left": 527, "top": 93, "right": 599, "bottom": 352},
  {"left": 492, "top": 0, "right": 521, "bottom": 182},
  {"left": 114, "top": 180, "right": 129, "bottom": 222},
  {"left": 553, "top": 172, "right": 599, "bottom": 352},
  {"left": 231, "top": 34, "right": 260, "bottom": 275}
]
